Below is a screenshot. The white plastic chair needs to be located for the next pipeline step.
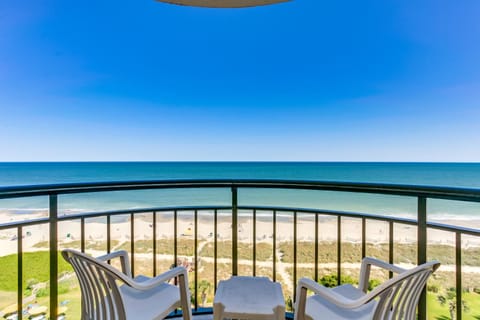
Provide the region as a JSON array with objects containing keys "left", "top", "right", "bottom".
[
  {"left": 294, "top": 257, "right": 440, "bottom": 320},
  {"left": 62, "top": 249, "right": 192, "bottom": 320}
]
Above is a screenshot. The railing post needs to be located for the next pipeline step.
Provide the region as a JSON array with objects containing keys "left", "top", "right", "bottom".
[
  {"left": 153, "top": 211, "right": 157, "bottom": 276},
  {"left": 231, "top": 187, "right": 238, "bottom": 276},
  {"left": 361, "top": 217, "right": 366, "bottom": 259},
  {"left": 130, "top": 212, "right": 135, "bottom": 276},
  {"left": 337, "top": 216, "right": 342, "bottom": 286},
  {"left": 389, "top": 221, "right": 394, "bottom": 279},
  {"left": 253, "top": 209, "right": 257, "bottom": 276},
  {"left": 17, "top": 226, "right": 23, "bottom": 320},
  {"left": 314, "top": 213, "right": 319, "bottom": 282},
  {"left": 214, "top": 209, "right": 218, "bottom": 292},
  {"left": 49, "top": 194, "right": 58, "bottom": 320},
  {"left": 456, "top": 232, "right": 462, "bottom": 320},
  {"left": 107, "top": 215, "right": 111, "bottom": 254},
  {"left": 417, "top": 196, "right": 427, "bottom": 320},
  {"left": 81, "top": 217, "right": 85, "bottom": 253},
  {"left": 273, "top": 210, "right": 277, "bottom": 282},
  {"left": 293, "top": 211, "right": 297, "bottom": 300},
  {"left": 194, "top": 209, "right": 198, "bottom": 310},
  {"left": 174, "top": 210, "right": 178, "bottom": 267}
]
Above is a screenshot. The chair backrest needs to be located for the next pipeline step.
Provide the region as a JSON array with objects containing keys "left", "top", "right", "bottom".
[
  {"left": 368, "top": 261, "right": 440, "bottom": 320},
  {"left": 62, "top": 249, "right": 130, "bottom": 320}
]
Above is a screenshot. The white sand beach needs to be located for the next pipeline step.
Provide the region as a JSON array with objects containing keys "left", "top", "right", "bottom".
[{"left": 1, "top": 211, "right": 480, "bottom": 257}]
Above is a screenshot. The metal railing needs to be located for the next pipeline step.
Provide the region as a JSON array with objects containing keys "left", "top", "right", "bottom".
[{"left": 1, "top": 179, "right": 480, "bottom": 320}]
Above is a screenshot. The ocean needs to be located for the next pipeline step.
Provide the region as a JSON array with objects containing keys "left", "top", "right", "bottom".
[{"left": 0, "top": 162, "right": 480, "bottom": 221}]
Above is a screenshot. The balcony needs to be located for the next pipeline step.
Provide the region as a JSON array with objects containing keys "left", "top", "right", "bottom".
[{"left": 0, "top": 180, "right": 479, "bottom": 320}]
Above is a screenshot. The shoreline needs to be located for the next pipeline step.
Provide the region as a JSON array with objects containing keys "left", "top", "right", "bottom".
[
  {"left": 2, "top": 208, "right": 480, "bottom": 223},
  {"left": 1, "top": 211, "right": 480, "bottom": 257}
]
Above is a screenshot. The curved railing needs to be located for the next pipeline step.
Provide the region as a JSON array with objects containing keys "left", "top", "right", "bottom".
[{"left": 1, "top": 180, "right": 480, "bottom": 320}]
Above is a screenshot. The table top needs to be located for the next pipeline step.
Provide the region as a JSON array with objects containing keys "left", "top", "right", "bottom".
[{"left": 214, "top": 276, "right": 285, "bottom": 318}]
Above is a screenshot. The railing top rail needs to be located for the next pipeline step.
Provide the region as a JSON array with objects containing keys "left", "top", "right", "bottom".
[{"left": 1, "top": 179, "right": 480, "bottom": 201}]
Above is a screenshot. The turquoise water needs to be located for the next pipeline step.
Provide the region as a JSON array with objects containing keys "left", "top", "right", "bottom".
[
  {"left": 1, "top": 162, "right": 480, "bottom": 187},
  {"left": 0, "top": 162, "right": 479, "bottom": 220}
]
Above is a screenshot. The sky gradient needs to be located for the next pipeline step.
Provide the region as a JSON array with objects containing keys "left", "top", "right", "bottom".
[{"left": 1, "top": 0, "right": 479, "bottom": 161}]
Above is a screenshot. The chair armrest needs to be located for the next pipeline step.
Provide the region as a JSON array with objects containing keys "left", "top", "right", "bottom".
[
  {"left": 97, "top": 250, "right": 132, "bottom": 278},
  {"left": 119, "top": 266, "right": 192, "bottom": 320},
  {"left": 129, "top": 266, "right": 189, "bottom": 291},
  {"left": 361, "top": 257, "right": 406, "bottom": 274},
  {"left": 295, "top": 278, "right": 361, "bottom": 310},
  {"left": 358, "top": 257, "right": 406, "bottom": 292}
]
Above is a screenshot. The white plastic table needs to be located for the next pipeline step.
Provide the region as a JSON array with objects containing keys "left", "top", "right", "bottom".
[{"left": 213, "top": 276, "right": 285, "bottom": 320}]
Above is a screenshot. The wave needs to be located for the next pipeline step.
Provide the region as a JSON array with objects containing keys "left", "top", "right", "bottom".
[{"left": 1, "top": 207, "right": 478, "bottom": 223}]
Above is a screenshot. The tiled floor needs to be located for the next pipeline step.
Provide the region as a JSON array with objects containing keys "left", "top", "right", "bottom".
[
  {"left": 172, "top": 312, "right": 294, "bottom": 320},
  {"left": 192, "top": 315, "right": 213, "bottom": 320}
]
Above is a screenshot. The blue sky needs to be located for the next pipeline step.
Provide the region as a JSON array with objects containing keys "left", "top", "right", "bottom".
[{"left": 1, "top": 0, "right": 479, "bottom": 161}]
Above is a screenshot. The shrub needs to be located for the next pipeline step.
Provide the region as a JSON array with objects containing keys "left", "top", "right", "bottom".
[
  {"left": 341, "top": 275, "right": 357, "bottom": 285},
  {"left": 319, "top": 274, "right": 338, "bottom": 288},
  {"left": 319, "top": 274, "right": 357, "bottom": 288},
  {"left": 36, "top": 288, "right": 49, "bottom": 297},
  {"left": 368, "top": 279, "right": 382, "bottom": 291},
  {"left": 26, "top": 278, "right": 39, "bottom": 290},
  {"left": 286, "top": 296, "right": 293, "bottom": 312},
  {"left": 58, "top": 283, "right": 70, "bottom": 295},
  {"left": 427, "top": 284, "right": 439, "bottom": 293}
]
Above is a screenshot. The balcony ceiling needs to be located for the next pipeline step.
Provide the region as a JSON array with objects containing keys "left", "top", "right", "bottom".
[{"left": 156, "top": 0, "right": 290, "bottom": 8}]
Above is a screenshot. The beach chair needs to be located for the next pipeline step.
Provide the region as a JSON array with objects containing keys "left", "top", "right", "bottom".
[
  {"left": 294, "top": 257, "right": 440, "bottom": 320},
  {"left": 62, "top": 249, "right": 192, "bottom": 320}
]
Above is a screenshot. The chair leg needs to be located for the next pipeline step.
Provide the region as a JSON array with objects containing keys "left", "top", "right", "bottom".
[
  {"left": 294, "top": 287, "right": 308, "bottom": 320},
  {"left": 179, "top": 274, "right": 192, "bottom": 320}
]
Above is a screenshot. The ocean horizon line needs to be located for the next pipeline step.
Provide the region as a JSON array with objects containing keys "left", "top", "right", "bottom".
[
  {"left": 1, "top": 161, "right": 480, "bottom": 164},
  {"left": 1, "top": 162, "right": 479, "bottom": 223}
]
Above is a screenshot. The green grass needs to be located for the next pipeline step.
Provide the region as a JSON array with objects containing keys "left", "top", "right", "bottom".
[
  {"left": 58, "top": 286, "right": 82, "bottom": 319},
  {"left": 34, "top": 240, "right": 120, "bottom": 251},
  {"left": 2, "top": 240, "right": 480, "bottom": 318},
  {"left": 117, "top": 239, "right": 195, "bottom": 255},
  {"left": 200, "top": 241, "right": 273, "bottom": 261},
  {"left": 9, "top": 283, "right": 83, "bottom": 319},
  {"left": 279, "top": 241, "right": 341, "bottom": 264},
  {"left": 462, "top": 292, "right": 480, "bottom": 319},
  {"left": 2, "top": 283, "right": 479, "bottom": 319},
  {"left": 427, "top": 291, "right": 480, "bottom": 320},
  {"left": 279, "top": 241, "right": 480, "bottom": 266},
  {"left": 0, "top": 251, "right": 72, "bottom": 292}
]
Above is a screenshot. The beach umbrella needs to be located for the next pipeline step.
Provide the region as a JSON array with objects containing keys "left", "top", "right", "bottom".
[
  {"left": 182, "top": 227, "right": 193, "bottom": 236},
  {"left": 156, "top": 0, "right": 290, "bottom": 8}
]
